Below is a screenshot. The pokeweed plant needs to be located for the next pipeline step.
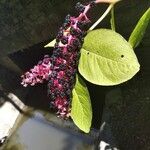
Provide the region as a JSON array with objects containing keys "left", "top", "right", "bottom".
[{"left": 21, "top": 0, "right": 150, "bottom": 133}]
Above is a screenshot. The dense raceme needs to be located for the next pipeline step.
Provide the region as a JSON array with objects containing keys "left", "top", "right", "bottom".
[{"left": 21, "top": 1, "right": 96, "bottom": 119}]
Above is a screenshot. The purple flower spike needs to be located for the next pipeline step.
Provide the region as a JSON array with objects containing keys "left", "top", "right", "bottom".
[
  {"left": 21, "top": 55, "right": 52, "bottom": 87},
  {"left": 21, "top": 1, "right": 97, "bottom": 119}
]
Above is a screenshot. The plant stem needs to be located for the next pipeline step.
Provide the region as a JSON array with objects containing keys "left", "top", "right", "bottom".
[
  {"left": 89, "top": 4, "right": 113, "bottom": 31},
  {"left": 110, "top": 6, "right": 116, "bottom": 31}
]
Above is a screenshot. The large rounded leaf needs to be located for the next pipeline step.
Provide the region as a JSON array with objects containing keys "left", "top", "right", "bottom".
[
  {"left": 71, "top": 75, "right": 92, "bottom": 133},
  {"left": 79, "top": 29, "right": 140, "bottom": 86}
]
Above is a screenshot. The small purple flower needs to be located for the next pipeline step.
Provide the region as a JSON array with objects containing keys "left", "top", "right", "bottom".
[
  {"left": 51, "top": 97, "right": 70, "bottom": 119},
  {"left": 21, "top": 55, "right": 52, "bottom": 87}
]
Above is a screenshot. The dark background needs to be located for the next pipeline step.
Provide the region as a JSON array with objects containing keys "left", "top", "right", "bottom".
[{"left": 0, "top": 0, "right": 150, "bottom": 149}]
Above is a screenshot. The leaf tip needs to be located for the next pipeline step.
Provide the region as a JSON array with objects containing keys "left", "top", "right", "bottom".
[
  {"left": 95, "top": 0, "right": 121, "bottom": 4},
  {"left": 44, "top": 39, "right": 56, "bottom": 48}
]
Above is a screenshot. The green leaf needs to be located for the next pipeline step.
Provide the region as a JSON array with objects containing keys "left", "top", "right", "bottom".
[
  {"left": 79, "top": 29, "right": 140, "bottom": 86},
  {"left": 71, "top": 75, "right": 92, "bottom": 133},
  {"left": 129, "top": 8, "right": 150, "bottom": 48},
  {"left": 44, "top": 39, "right": 56, "bottom": 47}
]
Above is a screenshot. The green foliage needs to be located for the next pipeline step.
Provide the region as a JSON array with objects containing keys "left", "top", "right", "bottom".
[
  {"left": 78, "top": 29, "right": 140, "bottom": 85},
  {"left": 129, "top": 8, "right": 150, "bottom": 48},
  {"left": 43, "top": 4, "right": 149, "bottom": 133},
  {"left": 71, "top": 75, "right": 92, "bottom": 133}
]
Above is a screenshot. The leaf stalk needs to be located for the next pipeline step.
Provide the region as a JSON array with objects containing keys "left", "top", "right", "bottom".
[{"left": 89, "top": 4, "right": 114, "bottom": 31}]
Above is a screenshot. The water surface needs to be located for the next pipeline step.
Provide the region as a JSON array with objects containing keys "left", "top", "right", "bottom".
[{"left": 3, "top": 110, "right": 98, "bottom": 150}]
